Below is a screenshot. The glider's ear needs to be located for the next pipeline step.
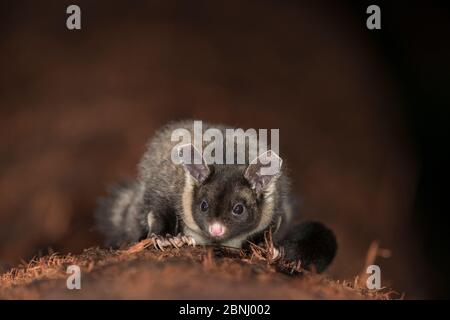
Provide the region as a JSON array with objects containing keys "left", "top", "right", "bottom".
[
  {"left": 244, "top": 150, "right": 282, "bottom": 194},
  {"left": 177, "top": 143, "right": 210, "bottom": 184}
]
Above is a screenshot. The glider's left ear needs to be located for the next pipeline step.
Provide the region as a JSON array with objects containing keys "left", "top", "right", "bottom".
[{"left": 244, "top": 150, "right": 282, "bottom": 194}]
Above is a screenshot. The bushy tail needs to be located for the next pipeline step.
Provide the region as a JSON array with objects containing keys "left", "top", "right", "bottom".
[
  {"left": 95, "top": 180, "right": 145, "bottom": 248},
  {"left": 277, "top": 221, "right": 337, "bottom": 273}
]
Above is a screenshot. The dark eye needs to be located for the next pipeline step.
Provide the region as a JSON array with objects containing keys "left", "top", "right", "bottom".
[
  {"left": 200, "top": 200, "right": 209, "bottom": 212},
  {"left": 232, "top": 203, "right": 245, "bottom": 215}
]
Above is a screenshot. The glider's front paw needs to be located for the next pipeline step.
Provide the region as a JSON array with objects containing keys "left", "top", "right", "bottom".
[
  {"left": 147, "top": 233, "right": 196, "bottom": 251},
  {"left": 164, "top": 233, "right": 196, "bottom": 248},
  {"left": 178, "top": 234, "right": 196, "bottom": 247}
]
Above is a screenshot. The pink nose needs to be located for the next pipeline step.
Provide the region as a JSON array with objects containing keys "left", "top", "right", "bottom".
[{"left": 209, "top": 223, "right": 225, "bottom": 237}]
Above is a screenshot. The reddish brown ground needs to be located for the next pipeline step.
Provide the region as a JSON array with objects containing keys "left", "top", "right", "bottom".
[{"left": 0, "top": 241, "right": 397, "bottom": 300}]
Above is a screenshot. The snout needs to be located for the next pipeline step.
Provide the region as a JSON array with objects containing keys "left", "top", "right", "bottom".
[{"left": 208, "top": 222, "right": 226, "bottom": 237}]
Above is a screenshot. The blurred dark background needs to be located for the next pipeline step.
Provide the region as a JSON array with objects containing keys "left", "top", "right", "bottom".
[{"left": 0, "top": 1, "right": 449, "bottom": 298}]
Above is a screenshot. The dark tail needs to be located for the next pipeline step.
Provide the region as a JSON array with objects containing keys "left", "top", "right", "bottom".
[
  {"left": 277, "top": 221, "right": 337, "bottom": 273},
  {"left": 95, "top": 180, "right": 144, "bottom": 247}
]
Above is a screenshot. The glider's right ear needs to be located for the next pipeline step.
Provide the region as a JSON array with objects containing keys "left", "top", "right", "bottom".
[{"left": 178, "top": 143, "right": 210, "bottom": 184}]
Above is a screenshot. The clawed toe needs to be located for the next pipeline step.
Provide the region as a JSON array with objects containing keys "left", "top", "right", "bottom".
[
  {"left": 148, "top": 233, "right": 166, "bottom": 251},
  {"left": 271, "top": 246, "right": 284, "bottom": 261},
  {"left": 167, "top": 234, "right": 181, "bottom": 248}
]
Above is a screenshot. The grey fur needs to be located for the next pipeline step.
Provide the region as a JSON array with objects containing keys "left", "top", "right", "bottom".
[{"left": 96, "top": 120, "right": 292, "bottom": 248}]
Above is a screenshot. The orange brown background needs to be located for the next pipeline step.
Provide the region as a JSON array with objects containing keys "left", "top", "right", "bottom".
[{"left": 1, "top": 1, "right": 449, "bottom": 298}]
